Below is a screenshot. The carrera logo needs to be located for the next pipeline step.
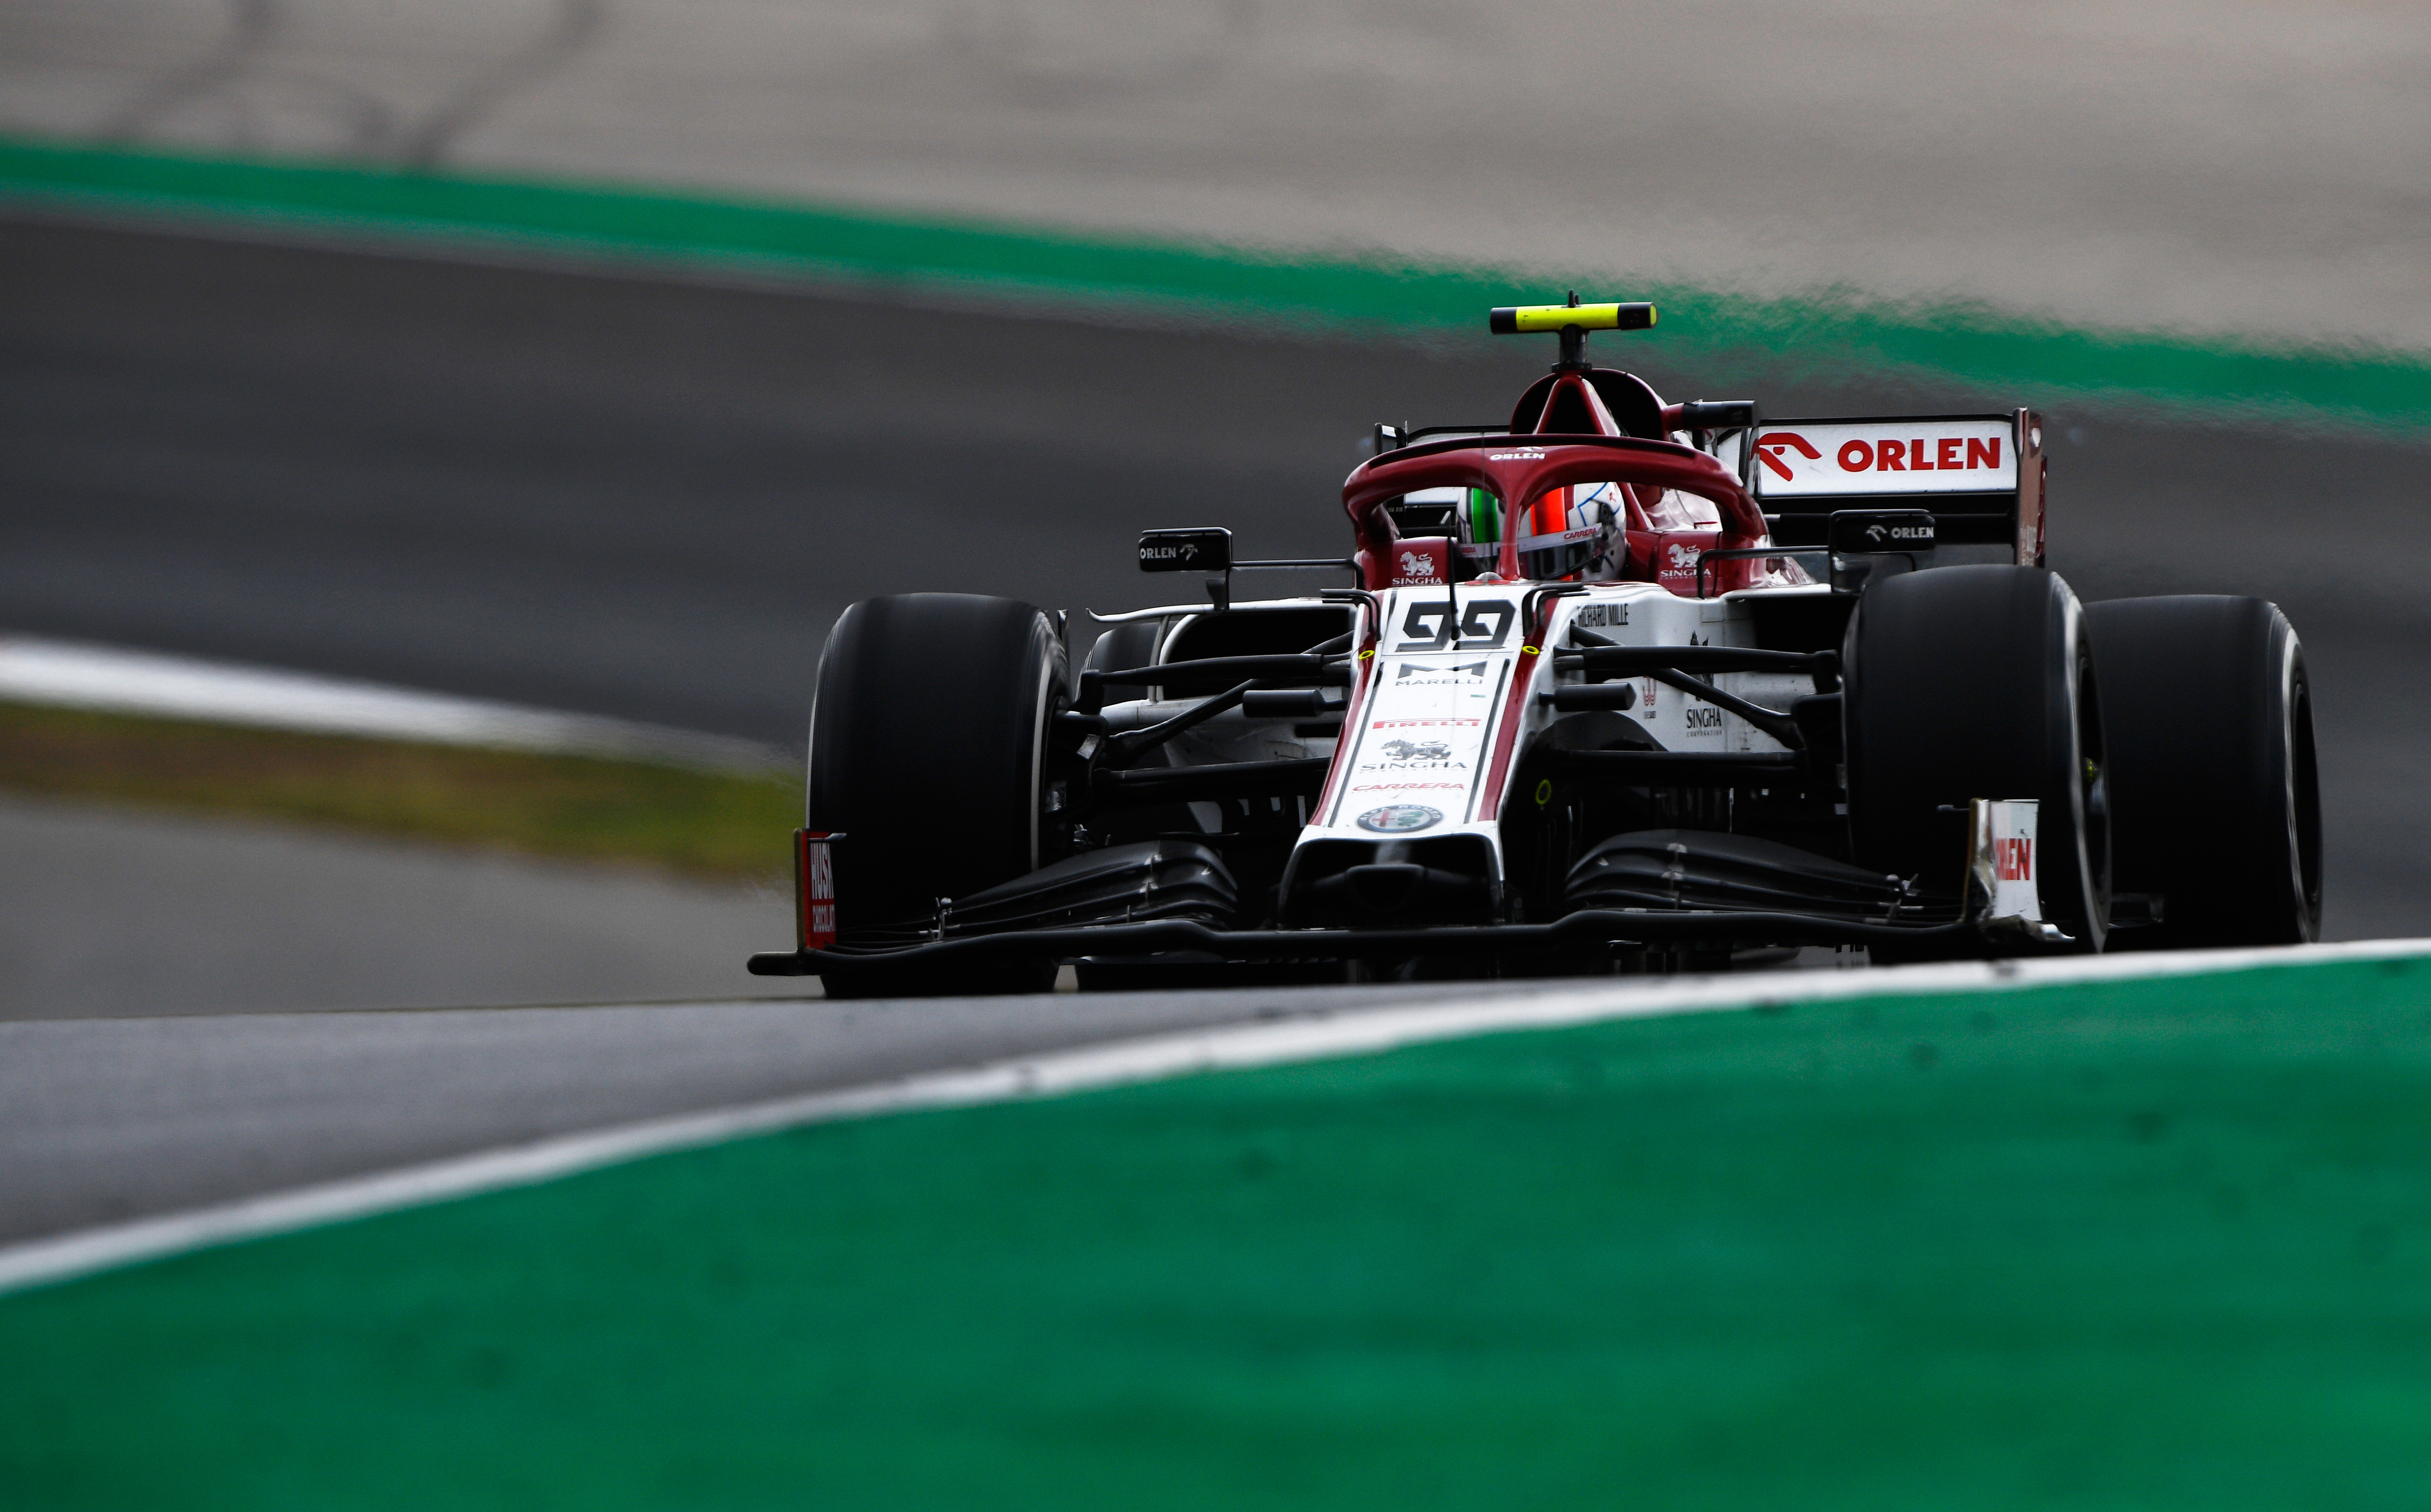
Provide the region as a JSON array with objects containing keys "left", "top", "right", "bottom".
[
  {"left": 1995, "top": 835, "right": 2034, "bottom": 882},
  {"left": 1372, "top": 718, "right": 1481, "bottom": 728},
  {"left": 1836, "top": 436, "right": 2002, "bottom": 474}
]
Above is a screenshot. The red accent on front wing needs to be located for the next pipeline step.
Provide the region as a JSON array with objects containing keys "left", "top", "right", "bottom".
[
  {"left": 1476, "top": 631, "right": 1550, "bottom": 824},
  {"left": 795, "top": 830, "right": 838, "bottom": 949},
  {"left": 1311, "top": 602, "right": 1380, "bottom": 825}
]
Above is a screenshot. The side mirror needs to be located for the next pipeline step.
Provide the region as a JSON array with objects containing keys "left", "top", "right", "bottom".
[
  {"left": 1138, "top": 528, "right": 1232, "bottom": 573},
  {"left": 1676, "top": 399, "right": 1759, "bottom": 432}
]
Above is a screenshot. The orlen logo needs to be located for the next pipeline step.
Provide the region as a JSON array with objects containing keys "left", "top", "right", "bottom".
[
  {"left": 1485, "top": 449, "right": 1547, "bottom": 462},
  {"left": 1995, "top": 835, "right": 2034, "bottom": 882},
  {"left": 1755, "top": 432, "right": 1822, "bottom": 482},
  {"left": 1865, "top": 523, "right": 1933, "bottom": 544},
  {"left": 1836, "top": 435, "right": 2002, "bottom": 474}
]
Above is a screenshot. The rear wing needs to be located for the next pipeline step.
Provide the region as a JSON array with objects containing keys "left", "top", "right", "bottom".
[{"left": 1741, "top": 410, "right": 2046, "bottom": 566}]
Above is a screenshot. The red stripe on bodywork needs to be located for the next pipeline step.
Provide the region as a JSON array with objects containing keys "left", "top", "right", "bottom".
[
  {"left": 1475, "top": 644, "right": 1541, "bottom": 823},
  {"left": 1311, "top": 599, "right": 1381, "bottom": 825}
]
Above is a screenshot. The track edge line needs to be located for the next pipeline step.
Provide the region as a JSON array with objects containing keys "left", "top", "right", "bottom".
[{"left": 3, "top": 937, "right": 2424, "bottom": 1299}]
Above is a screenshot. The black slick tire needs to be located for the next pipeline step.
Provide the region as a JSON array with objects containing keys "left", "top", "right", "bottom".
[
  {"left": 807, "top": 593, "right": 1066, "bottom": 997},
  {"left": 1843, "top": 565, "right": 2110, "bottom": 955},
  {"left": 2084, "top": 596, "right": 2320, "bottom": 948}
]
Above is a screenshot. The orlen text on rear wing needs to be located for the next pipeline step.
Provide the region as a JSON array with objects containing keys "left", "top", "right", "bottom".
[{"left": 1748, "top": 410, "right": 2047, "bottom": 566}]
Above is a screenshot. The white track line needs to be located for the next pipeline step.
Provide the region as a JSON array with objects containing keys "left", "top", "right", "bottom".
[
  {"left": 3, "top": 938, "right": 2425, "bottom": 1300},
  {"left": 0, "top": 634, "right": 786, "bottom": 771}
]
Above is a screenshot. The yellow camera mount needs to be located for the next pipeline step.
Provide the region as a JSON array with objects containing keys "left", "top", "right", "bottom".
[{"left": 1487, "top": 292, "right": 1656, "bottom": 370}]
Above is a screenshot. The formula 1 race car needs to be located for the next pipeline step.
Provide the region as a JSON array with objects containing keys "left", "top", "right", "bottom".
[{"left": 751, "top": 299, "right": 2321, "bottom": 996}]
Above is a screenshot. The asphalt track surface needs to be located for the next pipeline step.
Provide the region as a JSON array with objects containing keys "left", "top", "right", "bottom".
[
  {"left": 0, "top": 976, "right": 1599, "bottom": 1246},
  {"left": 4, "top": 216, "right": 2427, "bottom": 1243},
  {"left": 0, "top": 796, "right": 805, "bottom": 1018}
]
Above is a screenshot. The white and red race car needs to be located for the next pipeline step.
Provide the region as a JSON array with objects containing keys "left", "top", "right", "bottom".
[{"left": 754, "top": 300, "right": 2319, "bottom": 995}]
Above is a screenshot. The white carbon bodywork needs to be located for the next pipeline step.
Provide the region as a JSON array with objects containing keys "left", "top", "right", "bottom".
[{"left": 1299, "top": 582, "right": 1812, "bottom": 878}]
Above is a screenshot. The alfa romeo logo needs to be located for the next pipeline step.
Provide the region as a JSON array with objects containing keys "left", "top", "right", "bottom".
[{"left": 1356, "top": 804, "right": 1443, "bottom": 834}]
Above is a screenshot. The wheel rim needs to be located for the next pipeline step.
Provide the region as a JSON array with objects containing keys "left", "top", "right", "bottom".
[
  {"left": 2283, "top": 639, "right": 2323, "bottom": 939},
  {"left": 1027, "top": 627, "right": 1058, "bottom": 874},
  {"left": 2045, "top": 587, "right": 2109, "bottom": 951}
]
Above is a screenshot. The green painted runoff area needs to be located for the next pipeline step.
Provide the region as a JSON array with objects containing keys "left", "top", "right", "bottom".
[
  {"left": 3, "top": 135, "right": 2426, "bottom": 434},
  {"left": 7, "top": 956, "right": 2431, "bottom": 1509}
]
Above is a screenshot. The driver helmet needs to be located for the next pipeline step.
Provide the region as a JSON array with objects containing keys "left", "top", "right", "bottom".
[{"left": 1515, "top": 482, "right": 1628, "bottom": 581}]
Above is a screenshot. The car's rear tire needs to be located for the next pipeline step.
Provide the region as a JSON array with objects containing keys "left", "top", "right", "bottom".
[
  {"left": 807, "top": 593, "right": 1066, "bottom": 997},
  {"left": 2084, "top": 596, "right": 2320, "bottom": 948},
  {"left": 1843, "top": 565, "right": 2109, "bottom": 955}
]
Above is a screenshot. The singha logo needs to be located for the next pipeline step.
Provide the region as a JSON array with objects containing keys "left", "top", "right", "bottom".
[
  {"left": 1381, "top": 739, "right": 1453, "bottom": 763},
  {"left": 1399, "top": 550, "right": 1426, "bottom": 578}
]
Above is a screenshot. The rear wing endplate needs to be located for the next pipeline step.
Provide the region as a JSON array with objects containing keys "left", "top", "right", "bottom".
[{"left": 1744, "top": 410, "right": 2046, "bottom": 566}]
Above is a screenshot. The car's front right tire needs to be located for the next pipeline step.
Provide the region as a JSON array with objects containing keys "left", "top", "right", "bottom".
[{"left": 1842, "top": 565, "right": 2110, "bottom": 956}]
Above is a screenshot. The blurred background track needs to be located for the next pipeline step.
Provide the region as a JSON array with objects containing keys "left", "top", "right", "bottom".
[{"left": 7, "top": 0, "right": 2427, "bottom": 350}]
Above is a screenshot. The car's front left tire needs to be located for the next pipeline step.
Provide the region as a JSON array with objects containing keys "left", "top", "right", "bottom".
[{"left": 807, "top": 592, "right": 1066, "bottom": 997}]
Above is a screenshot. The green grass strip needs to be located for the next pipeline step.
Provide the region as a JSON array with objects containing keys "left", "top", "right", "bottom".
[
  {"left": 6, "top": 956, "right": 2430, "bottom": 1509},
  {"left": 5, "top": 135, "right": 2427, "bottom": 435},
  {"left": 0, "top": 701, "right": 800, "bottom": 881}
]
